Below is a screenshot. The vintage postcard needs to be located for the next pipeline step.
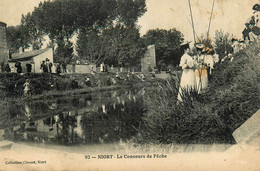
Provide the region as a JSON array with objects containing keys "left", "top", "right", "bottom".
[{"left": 0, "top": 0, "right": 259, "bottom": 170}]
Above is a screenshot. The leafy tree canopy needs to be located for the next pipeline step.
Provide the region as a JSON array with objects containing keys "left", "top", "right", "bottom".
[
  {"left": 142, "top": 28, "right": 184, "bottom": 70},
  {"left": 77, "top": 26, "right": 146, "bottom": 68}
]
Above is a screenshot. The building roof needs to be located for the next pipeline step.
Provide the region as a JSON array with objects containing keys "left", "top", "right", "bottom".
[
  {"left": 0, "top": 22, "right": 7, "bottom": 27},
  {"left": 10, "top": 48, "right": 51, "bottom": 62}
]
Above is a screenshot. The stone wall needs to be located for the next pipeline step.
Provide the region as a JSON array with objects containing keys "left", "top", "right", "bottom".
[{"left": 141, "top": 45, "right": 156, "bottom": 72}]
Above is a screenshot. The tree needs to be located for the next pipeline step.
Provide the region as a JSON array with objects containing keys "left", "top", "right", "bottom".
[
  {"left": 7, "top": 0, "right": 147, "bottom": 64},
  {"left": 142, "top": 28, "right": 184, "bottom": 70},
  {"left": 6, "top": 26, "right": 24, "bottom": 54},
  {"left": 75, "top": 0, "right": 147, "bottom": 66},
  {"left": 21, "top": 13, "right": 44, "bottom": 50},
  {"left": 77, "top": 26, "right": 146, "bottom": 68},
  {"left": 116, "top": 0, "right": 147, "bottom": 27},
  {"left": 6, "top": 13, "right": 44, "bottom": 54}
]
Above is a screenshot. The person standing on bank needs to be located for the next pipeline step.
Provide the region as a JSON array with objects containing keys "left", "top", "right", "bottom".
[
  {"left": 23, "top": 79, "right": 30, "bottom": 97},
  {"left": 26, "top": 63, "right": 32, "bottom": 73},
  {"left": 177, "top": 41, "right": 197, "bottom": 101},
  {"left": 195, "top": 44, "right": 209, "bottom": 94},
  {"left": 15, "top": 61, "right": 22, "bottom": 73}
]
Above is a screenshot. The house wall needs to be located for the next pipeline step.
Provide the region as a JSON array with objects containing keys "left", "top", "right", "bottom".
[
  {"left": 33, "top": 48, "right": 53, "bottom": 73},
  {"left": 75, "top": 64, "right": 96, "bottom": 73},
  {"left": 64, "top": 64, "right": 97, "bottom": 73},
  {"left": 0, "top": 22, "right": 9, "bottom": 68}
]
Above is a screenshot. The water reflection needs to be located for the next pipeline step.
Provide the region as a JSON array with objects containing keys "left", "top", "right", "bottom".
[{"left": 0, "top": 89, "right": 145, "bottom": 146}]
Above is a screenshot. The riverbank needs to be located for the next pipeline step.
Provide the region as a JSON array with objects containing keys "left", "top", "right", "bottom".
[
  {"left": 0, "top": 71, "right": 165, "bottom": 101},
  {"left": 136, "top": 40, "right": 260, "bottom": 144}
]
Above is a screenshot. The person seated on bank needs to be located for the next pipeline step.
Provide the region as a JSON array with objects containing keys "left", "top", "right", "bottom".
[
  {"left": 248, "top": 23, "right": 260, "bottom": 41},
  {"left": 84, "top": 78, "right": 91, "bottom": 87},
  {"left": 177, "top": 41, "right": 197, "bottom": 101},
  {"left": 231, "top": 38, "right": 240, "bottom": 54}
]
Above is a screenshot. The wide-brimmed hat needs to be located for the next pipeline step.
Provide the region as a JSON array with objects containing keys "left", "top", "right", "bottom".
[
  {"left": 195, "top": 43, "right": 204, "bottom": 49},
  {"left": 231, "top": 38, "right": 239, "bottom": 42},
  {"left": 253, "top": 4, "right": 260, "bottom": 11},
  {"left": 180, "top": 41, "right": 192, "bottom": 46}
]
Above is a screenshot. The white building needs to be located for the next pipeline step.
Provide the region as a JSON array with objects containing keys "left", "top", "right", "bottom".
[{"left": 9, "top": 48, "right": 54, "bottom": 73}]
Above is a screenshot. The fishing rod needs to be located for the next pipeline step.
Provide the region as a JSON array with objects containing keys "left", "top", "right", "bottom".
[
  {"left": 170, "top": 8, "right": 200, "bottom": 40},
  {"left": 188, "top": 0, "right": 197, "bottom": 46},
  {"left": 207, "top": 0, "right": 216, "bottom": 40}
]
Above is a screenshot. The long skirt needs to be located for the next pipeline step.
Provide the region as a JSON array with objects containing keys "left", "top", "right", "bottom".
[
  {"left": 195, "top": 66, "right": 208, "bottom": 94},
  {"left": 178, "top": 69, "right": 197, "bottom": 101}
]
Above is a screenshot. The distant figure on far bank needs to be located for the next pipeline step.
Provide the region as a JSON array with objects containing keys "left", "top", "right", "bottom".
[
  {"left": 56, "top": 63, "right": 61, "bottom": 75},
  {"left": 15, "top": 61, "right": 22, "bottom": 73},
  {"left": 40, "top": 61, "right": 48, "bottom": 73},
  {"left": 5, "top": 63, "right": 11, "bottom": 73},
  {"left": 177, "top": 41, "right": 197, "bottom": 101},
  {"left": 26, "top": 63, "right": 32, "bottom": 73},
  {"left": 100, "top": 63, "right": 104, "bottom": 72},
  {"left": 23, "top": 79, "right": 30, "bottom": 97},
  {"left": 62, "top": 62, "right": 67, "bottom": 73}
]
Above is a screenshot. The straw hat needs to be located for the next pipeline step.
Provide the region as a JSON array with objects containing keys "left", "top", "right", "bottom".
[{"left": 195, "top": 43, "right": 204, "bottom": 50}]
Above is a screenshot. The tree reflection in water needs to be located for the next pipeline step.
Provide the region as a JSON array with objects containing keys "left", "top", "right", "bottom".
[{"left": 1, "top": 89, "right": 145, "bottom": 146}]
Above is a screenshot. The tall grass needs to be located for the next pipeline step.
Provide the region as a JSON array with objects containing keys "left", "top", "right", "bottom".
[{"left": 134, "top": 40, "right": 260, "bottom": 144}]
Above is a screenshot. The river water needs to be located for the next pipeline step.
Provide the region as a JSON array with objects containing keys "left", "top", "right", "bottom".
[{"left": 0, "top": 89, "right": 145, "bottom": 149}]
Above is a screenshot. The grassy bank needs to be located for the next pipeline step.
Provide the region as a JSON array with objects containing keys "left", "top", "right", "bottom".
[
  {"left": 134, "top": 40, "right": 260, "bottom": 144},
  {"left": 0, "top": 72, "right": 164, "bottom": 101}
]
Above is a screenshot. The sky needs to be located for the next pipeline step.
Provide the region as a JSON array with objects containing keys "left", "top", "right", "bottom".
[{"left": 0, "top": 0, "right": 258, "bottom": 42}]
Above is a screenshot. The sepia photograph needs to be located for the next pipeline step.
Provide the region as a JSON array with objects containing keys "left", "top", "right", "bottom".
[{"left": 0, "top": 0, "right": 259, "bottom": 170}]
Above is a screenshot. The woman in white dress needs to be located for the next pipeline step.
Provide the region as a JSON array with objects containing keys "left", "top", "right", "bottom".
[{"left": 178, "top": 42, "right": 197, "bottom": 101}]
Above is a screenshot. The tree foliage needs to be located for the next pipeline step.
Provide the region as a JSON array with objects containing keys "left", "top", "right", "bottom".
[
  {"left": 21, "top": 0, "right": 147, "bottom": 64},
  {"left": 6, "top": 13, "right": 44, "bottom": 54},
  {"left": 142, "top": 28, "right": 184, "bottom": 70},
  {"left": 6, "top": 26, "right": 24, "bottom": 54},
  {"left": 77, "top": 26, "right": 146, "bottom": 68}
]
